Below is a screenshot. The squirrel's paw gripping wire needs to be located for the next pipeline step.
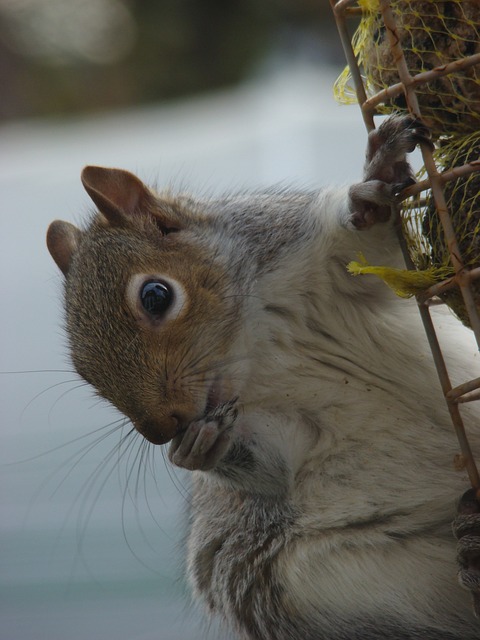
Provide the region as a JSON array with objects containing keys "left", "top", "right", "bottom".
[{"left": 453, "top": 488, "right": 480, "bottom": 617}]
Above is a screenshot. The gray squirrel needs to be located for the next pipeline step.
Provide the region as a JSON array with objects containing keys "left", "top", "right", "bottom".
[{"left": 47, "top": 115, "right": 480, "bottom": 639}]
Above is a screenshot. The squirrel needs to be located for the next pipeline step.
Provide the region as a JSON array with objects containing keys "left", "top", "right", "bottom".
[{"left": 47, "top": 115, "right": 480, "bottom": 640}]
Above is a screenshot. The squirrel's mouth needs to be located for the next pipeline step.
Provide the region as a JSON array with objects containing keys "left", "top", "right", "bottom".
[{"left": 133, "top": 378, "right": 236, "bottom": 446}]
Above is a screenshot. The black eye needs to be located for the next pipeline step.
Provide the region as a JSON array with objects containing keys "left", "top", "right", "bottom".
[{"left": 140, "top": 281, "right": 173, "bottom": 316}]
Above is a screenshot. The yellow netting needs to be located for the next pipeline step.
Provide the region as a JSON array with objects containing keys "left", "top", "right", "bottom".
[
  {"left": 347, "top": 253, "right": 453, "bottom": 297},
  {"left": 346, "top": 132, "right": 480, "bottom": 325},
  {"left": 335, "top": 1, "right": 480, "bottom": 326},
  {"left": 335, "top": 0, "right": 480, "bottom": 138},
  {"left": 404, "top": 131, "right": 480, "bottom": 324}
]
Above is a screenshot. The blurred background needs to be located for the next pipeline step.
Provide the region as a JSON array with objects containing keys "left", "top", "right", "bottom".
[
  {"left": 0, "top": 0, "right": 346, "bottom": 122},
  {"left": 0, "top": 2, "right": 368, "bottom": 639}
]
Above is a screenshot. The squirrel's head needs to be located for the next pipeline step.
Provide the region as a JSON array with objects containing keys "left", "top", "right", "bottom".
[{"left": 47, "top": 167, "right": 243, "bottom": 445}]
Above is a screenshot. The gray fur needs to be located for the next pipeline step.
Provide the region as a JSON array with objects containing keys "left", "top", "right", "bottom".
[{"left": 47, "top": 116, "right": 480, "bottom": 639}]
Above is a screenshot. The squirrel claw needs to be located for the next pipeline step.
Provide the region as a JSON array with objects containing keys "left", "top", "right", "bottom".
[
  {"left": 453, "top": 488, "right": 480, "bottom": 616},
  {"left": 347, "top": 114, "right": 429, "bottom": 230},
  {"left": 402, "top": 117, "right": 434, "bottom": 151}
]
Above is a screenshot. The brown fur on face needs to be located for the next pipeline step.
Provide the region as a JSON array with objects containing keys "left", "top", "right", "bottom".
[{"left": 48, "top": 168, "right": 241, "bottom": 444}]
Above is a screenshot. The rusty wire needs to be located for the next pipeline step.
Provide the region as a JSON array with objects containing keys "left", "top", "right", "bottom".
[{"left": 330, "top": 0, "right": 480, "bottom": 493}]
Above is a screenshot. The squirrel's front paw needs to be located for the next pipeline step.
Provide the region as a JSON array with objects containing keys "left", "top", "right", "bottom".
[
  {"left": 168, "top": 401, "right": 237, "bottom": 471},
  {"left": 347, "top": 180, "right": 398, "bottom": 230},
  {"left": 453, "top": 488, "right": 480, "bottom": 617},
  {"left": 347, "top": 116, "right": 432, "bottom": 231},
  {"left": 364, "top": 115, "right": 432, "bottom": 184}
]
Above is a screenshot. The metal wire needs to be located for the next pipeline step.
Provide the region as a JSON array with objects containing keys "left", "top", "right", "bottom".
[{"left": 330, "top": 0, "right": 480, "bottom": 493}]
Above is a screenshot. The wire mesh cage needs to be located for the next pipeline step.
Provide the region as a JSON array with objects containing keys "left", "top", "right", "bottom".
[{"left": 330, "top": 0, "right": 480, "bottom": 493}]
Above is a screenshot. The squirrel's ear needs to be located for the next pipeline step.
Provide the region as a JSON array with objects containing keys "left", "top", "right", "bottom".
[
  {"left": 81, "top": 166, "right": 151, "bottom": 225},
  {"left": 47, "top": 220, "right": 82, "bottom": 276}
]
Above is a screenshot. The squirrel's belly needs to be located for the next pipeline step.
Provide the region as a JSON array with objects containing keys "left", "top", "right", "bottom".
[
  {"left": 186, "top": 487, "right": 477, "bottom": 640},
  {"left": 186, "top": 491, "right": 297, "bottom": 635}
]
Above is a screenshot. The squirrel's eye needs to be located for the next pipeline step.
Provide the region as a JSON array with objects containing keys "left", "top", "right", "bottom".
[{"left": 140, "top": 281, "right": 173, "bottom": 316}]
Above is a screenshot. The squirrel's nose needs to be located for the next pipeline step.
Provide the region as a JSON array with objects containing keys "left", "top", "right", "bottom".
[{"left": 135, "top": 415, "right": 179, "bottom": 445}]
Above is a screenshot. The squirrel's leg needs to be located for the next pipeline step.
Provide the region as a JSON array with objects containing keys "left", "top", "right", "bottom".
[{"left": 347, "top": 115, "right": 431, "bottom": 230}]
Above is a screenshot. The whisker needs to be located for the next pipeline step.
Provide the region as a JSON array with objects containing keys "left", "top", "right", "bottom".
[
  {"left": 64, "top": 428, "right": 138, "bottom": 580},
  {"left": 179, "top": 353, "right": 248, "bottom": 382},
  {"left": 84, "top": 433, "right": 169, "bottom": 577},
  {"left": 170, "top": 323, "right": 214, "bottom": 377},
  {"left": 49, "top": 419, "right": 129, "bottom": 498},
  {"left": 71, "top": 427, "right": 137, "bottom": 544},
  {"left": 177, "top": 343, "right": 230, "bottom": 378},
  {"left": 223, "top": 292, "right": 267, "bottom": 302},
  {"left": 121, "top": 328, "right": 142, "bottom": 356},
  {"left": 120, "top": 439, "right": 161, "bottom": 562},
  {"left": 87, "top": 397, "right": 110, "bottom": 411},
  {"left": 141, "top": 445, "right": 174, "bottom": 540},
  {"left": 147, "top": 445, "right": 167, "bottom": 504},
  {"left": 21, "top": 418, "right": 127, "bottom": 533},
  {"left": 124, "top": 433, "right": 146, "bottom": 506},
  {"left": 206, "top": 266, "right": 232, "bottom": 292},
  {"left": 160, "top": 447, "right": 192, "bottom": 505},
  {"left": 9, "top": 417, "right": 126, "bottom": 466},
  {"left": 201, "top": 244, "right": 222, "bottom": 289},
  {"left": 0, "top": 369, "right": 77, "bottom": 375},
  {"left": 46, "top": 383, "right": 96, "bottom": 425},
  {"left": 175, "top": 306, "right": 235, "bottom": 375},
  {"left": 136, "top": 439, "right": 151, "bottom": 503},
  {"left": 20, "top": 379, "right": 88, "bottom": 421}
]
